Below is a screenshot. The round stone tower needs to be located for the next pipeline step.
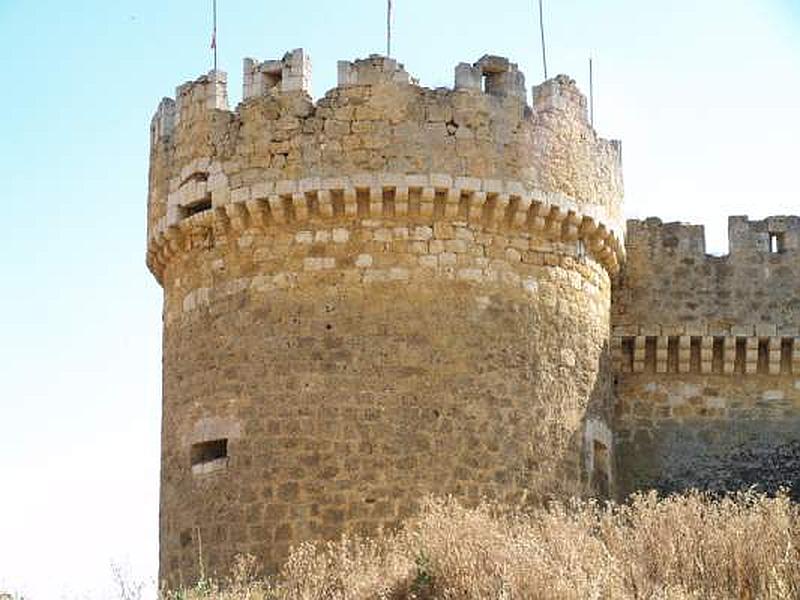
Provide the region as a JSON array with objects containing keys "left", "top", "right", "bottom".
[{"left": 147, "top": 51, "right": 624, "bottom": 585}]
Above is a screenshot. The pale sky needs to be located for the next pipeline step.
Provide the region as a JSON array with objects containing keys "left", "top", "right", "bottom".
[{"left": 0, "top": 1, "right": 798, "bottom": 597}]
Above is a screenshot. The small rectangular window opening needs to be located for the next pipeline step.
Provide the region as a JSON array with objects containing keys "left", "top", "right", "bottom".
[
  {"left": 191, "top": 439, "right": 228, "bottom": 468},
  {"left": 592, "top": 440, "right": 610, "bottom": 497},
  {"left": 183, "top": 194, "right": 213, "bottom": 218},
  {"left": 770, "top": 233, "right": 785, "bottom": 254}
]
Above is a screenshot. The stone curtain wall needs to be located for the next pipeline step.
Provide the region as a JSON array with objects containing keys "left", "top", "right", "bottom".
[
  {"left": 147, "top": 53, "right": 624, "bottom": 584},
  {"left": 614, "top": 216, "right": 800, "bottom": 331},
  {"left": 615, "top": 374, "right": 800, "bottom": 498},
  {"left": 613, "top": 217, "right": 800, "bottom": 498}
]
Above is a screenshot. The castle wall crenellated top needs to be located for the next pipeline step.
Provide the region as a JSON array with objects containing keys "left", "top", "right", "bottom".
[
  {"left": 147, "top": 49, "right": 624, "bottom": 271},
  {"left": 614, "top": 216, "right": 800, "bottom": 334},
  {"left": 244, "top": 49, "right": 311, "bottom": 99},
  {"left": 625, "top": 215, "right": 800, "bottom": 259},
  {"left": 337, "top": 55, "right": 416, "bottom": 87}
]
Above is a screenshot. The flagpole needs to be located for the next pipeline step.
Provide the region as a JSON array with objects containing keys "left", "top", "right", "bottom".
[
  {"left": 538, "top": 0, "right": 548, "bottom": 79},
  {"left": 387, "top": 0, "right": 392, "bottom": 57},
  {"left": 212, "top": 0, "right": 218, "bottom": 72},
  {"left": 589, "top": 56, "right": 594, "bottom": 127}
]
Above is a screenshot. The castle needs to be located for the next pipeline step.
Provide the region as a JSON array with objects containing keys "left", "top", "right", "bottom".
[{"left": 146, "top": 49, "right": 800, "bottom": 585}]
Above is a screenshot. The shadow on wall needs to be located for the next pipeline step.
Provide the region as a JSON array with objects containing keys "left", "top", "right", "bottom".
[{"left": 628, "top": 422, "right": 800, "bottom": 501}]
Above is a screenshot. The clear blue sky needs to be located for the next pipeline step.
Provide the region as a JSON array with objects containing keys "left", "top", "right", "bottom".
[{"left": 0, "top": 0, "right": 798, "bottom": 597}]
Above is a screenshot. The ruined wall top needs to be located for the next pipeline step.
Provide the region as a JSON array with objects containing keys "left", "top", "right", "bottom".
[
  {"left": 614, "top": 216, "right": 800, "bottom": 335},
  {"left": 337, "top": 55, "right": 417, "bottom": 87},
  {"left": 244, "top": 48, "right": 312, "bottom": 99}
]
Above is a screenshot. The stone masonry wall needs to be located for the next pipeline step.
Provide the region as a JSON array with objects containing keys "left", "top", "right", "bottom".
[
  {"left": 613, "top": 216, "right": 800, "bottom": 498},
  {"left": 614, "top": 216, "right": 800, "bottom": 331},
  {"left": 148, "top": 52, "right": 624, "bottom": 585},
  {"left": 159, "top": 217, "right": 613, "bottom": 582}
]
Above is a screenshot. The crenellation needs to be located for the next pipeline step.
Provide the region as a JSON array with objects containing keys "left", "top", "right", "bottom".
[
  {"left": 148, "top": 50, "right": 625, "bottom": 249},
  {"left": 729, "top": 215, "right": 800, "bottom": 256},
  {"left": 452, "top": 55, "right": 527, "bottom": 100},
  {"left": 625, "top": 217, "right": 706, "bottom": 255},
  {"left": 532, "top": 75, "right": 588, "bottom": 122},
  {"left": 151, "top": 97, "right": 176, "bottom": 144},
  {"left": 174, "top": 70, "right": 228, "bottom": 127},
  {"left": 615, "top": 216, "right": 800, "bottom": 337},
  {"left": 244, "top": 49, "right": 312, "bottom": 99},
  {"left": 337, "top": 55, "right": 414, "bottom": 87},
  {"left": 454, "top": 62, "right": 482, "bottom": 92}
]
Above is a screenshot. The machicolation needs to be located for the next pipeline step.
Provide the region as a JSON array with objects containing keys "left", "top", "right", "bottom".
[{"left": 147, "top": 48, "right": 800, "bottom": 585}]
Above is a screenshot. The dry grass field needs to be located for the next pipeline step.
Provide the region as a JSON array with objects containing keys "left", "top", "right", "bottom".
[{"left": 160, "top": 490, "right": 800, "bottom": 600}]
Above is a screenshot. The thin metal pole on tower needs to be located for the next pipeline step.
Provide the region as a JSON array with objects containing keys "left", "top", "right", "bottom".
[
  {"left": 212, "top": 0, "right": 218, "bottom": 72},
  {"left": 538, "top": 0, "right": 548, "bottom": 79},
  {"left": 387, "top": 0, "right": 392, "bottom": 57},
  {"left": 589, "top": 57, "right": 594, "bottom": 127}
]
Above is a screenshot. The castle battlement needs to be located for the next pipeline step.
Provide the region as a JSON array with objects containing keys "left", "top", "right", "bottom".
[
  {"left": 729, "top": 215, "right": 800, "bottom": 255},
  {"left": 615, "top": 215, "right": 800, "bottom": 333},
  {"left": 147, "top": 50, "right": 625, "bottom": 287},
  {"left": 455, "top": 55, "right": 526, "bottom": 100},
  {"left": 337, "top": 54, "right": 415, "bottom": 87},
  {"left": 244, "top": 48, "right": 312, "bottom": 99},
  {"left": 175, "top": 69, "right": 229, "bottom": 127},
  {"left": 626, "top": 216, "right": 800, "bottom": 258}
]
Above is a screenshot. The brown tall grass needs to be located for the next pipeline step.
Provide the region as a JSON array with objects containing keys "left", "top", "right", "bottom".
[{"left": 163, "top": 491, "right": 800, "bottom": 600}]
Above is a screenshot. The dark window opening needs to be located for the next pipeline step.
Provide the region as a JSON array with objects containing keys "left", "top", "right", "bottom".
[
  {"left": 592, "top": 440, "right": 610, "bottom": 497},
  {"left": 181, "top": 194, "right": 211, "bottom": 219},
  {"left": 191, "top": 439, "right": 228, "bottom": 467},
  {"left": 179, "top": 529, "right": 192, "bottom": 548},
  {"left": 183, "top": 194, "right": 212, "bottom": 218}
]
